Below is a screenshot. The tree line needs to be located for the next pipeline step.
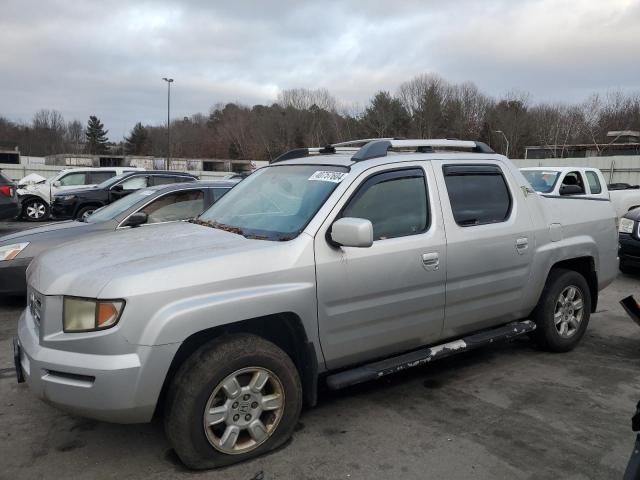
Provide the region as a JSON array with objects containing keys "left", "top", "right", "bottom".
[{"left": 1, "top": 73, "right": 639, "bottom": 160}]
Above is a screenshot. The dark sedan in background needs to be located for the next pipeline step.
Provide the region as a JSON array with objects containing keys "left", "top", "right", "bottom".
[
  {"left": 0, "top": 170, "right": 19, "bottom": 220},
  {"left": 618, "top": 208, "right": 640, "bottom": 273},
  {"left": 51, "top": 170, "right": 198, "bottom": 220},
  {"left": 0, "top": 180, "right": 237, "bottom": 296}
]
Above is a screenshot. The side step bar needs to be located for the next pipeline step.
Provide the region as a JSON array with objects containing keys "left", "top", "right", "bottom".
[{"left": 326, "top": 320, "right": 536, "bottom": 390}]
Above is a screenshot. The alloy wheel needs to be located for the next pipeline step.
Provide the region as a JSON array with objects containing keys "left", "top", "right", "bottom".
[
  {"left": 554, "top": 285, "right": 584, "bottom": 338},
  {"left": 203, "top": 367, "right": 285, "bottom": 455}
]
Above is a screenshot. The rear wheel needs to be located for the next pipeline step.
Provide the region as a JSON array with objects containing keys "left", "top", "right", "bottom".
[
  {"left": 531, "top": 268, "right": 591, "bottom": 352},
  {"left": 165, "top": 334, "right": 302, "bottom": 470},
  {"left": 22, "top": 198, "right": 49, "bottom": 221}
]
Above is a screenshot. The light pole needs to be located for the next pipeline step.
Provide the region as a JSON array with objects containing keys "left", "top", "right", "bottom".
[
  {"left": 162, "top": 77, "right": 174, "bottom": 169},
  {"left": 494, "top": 130, "right": 509, "bottom": 158}
]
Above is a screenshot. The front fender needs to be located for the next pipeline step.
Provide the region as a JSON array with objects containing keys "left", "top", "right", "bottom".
[{"left": 136, "top": 281, "right": 319, "bottom": 349}]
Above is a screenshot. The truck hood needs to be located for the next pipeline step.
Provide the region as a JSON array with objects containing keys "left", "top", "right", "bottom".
[{"left": 27, "top": 221, "right": 282, "bottom": 296}]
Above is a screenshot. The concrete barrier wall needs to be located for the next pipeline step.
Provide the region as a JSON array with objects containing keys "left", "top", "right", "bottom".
[
  {"left": 0, "top": 163, "right": 230, "bottom": 182},
  {"left": 5, "top": 155, "right": 640, "bottom": 185}
]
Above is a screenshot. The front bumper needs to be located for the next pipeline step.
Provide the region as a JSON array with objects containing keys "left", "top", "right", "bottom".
[
  {"left": 0, "top": 257, "right": 30, "bottom": 295},
  {"left": 50, "top": 200, "right": 76, "bottom": 219},
  {"left": 619, "top": 233, "right": 640, "bottom": 267},
  {"left": 16, "top": 307, "right": 179, "bottom": 424}
]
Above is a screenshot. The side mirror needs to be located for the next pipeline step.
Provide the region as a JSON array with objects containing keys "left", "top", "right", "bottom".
[
  {"left": 52, "top": 181, "right": 61, "bottom": 187},
  {"left": 559, "top": 185, "right": 583, "bottom": 196},
  {"left": 123, "top": 211, "right": 148, "bottom": 228},
  {"left": 330, "top": 217, "right": 373, "bottom": 248},
  {"left": 111, "top": 184, "right": 124, "bottom": 192}
]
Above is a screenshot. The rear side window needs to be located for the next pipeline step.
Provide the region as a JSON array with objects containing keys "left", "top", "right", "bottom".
[
  {"left": 585, "top": 171, "right": 602, "bottom": 194},
  {"left": 342, "top": 168, "right": 428, "bottom": 240},
  {"left": 89, "top": 171, "right": 115, "bottom": 184},
  {"left": 211, "top": 187, "right": 230, "bottom": 202},
  {"left": 443, "top": 164, "right": 512, "bottom": 227}
]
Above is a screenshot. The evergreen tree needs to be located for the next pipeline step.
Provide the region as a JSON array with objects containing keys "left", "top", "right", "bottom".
[
  {"left": 85, "top": 115, "right": 109, "bottom": 154},
  {"left": 124, "top": 122, "right": 149, "bottom": 155}
]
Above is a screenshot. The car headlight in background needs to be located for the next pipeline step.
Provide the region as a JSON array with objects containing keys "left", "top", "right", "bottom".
[
  {"left": 0, "top": 242, "right": 29, "bottom": 261},
  {"left": 63, "top": 297, "right": 125, "bottom": 332},
  {"left": 619, "top": 217, "right": 635, "bottom": 234},
  {"left": 58, "top": 195, "right": 76, "bottom": 201}
]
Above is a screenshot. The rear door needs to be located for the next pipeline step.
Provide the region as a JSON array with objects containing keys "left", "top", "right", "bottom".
[
  {"left": 315, "top": 163, "right": 447, "bottom": 369},
  {"left": 434, "top": 160, "right": 534, "bottom": 338}
]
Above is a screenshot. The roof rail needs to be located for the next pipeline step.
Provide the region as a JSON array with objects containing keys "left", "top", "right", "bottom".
[
  {"left": 351, "top": 138, "right": 495, "bottom": 162},
  {"left": 272, "top": 138, "right": 495, "bottom": 163}
]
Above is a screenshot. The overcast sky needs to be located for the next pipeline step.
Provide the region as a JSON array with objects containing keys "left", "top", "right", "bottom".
[{"left": 1, "top": 0, "right": 639, "bottom": 140}]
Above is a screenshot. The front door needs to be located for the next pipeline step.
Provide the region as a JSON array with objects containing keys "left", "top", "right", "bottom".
[{"left": 314, "top": 163, "right": 447, "bottom": 370}]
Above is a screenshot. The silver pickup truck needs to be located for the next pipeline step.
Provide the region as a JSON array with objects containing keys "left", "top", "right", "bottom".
[{"left": 14, "top": 139, "right": 618, "bottom": 469}]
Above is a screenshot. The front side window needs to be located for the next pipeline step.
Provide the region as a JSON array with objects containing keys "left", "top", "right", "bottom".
[
  {"left": 521, "top": 170, "right": 560, "bottom": 193},
  {"left": 120, "top": 175, "right": 148, "bottom": 190},
  {"left": 59, "top": 172, "right": 87, "bottom": 186},
  {"left": 585, "top": 171, "right": 602, "bottom": 194},
  {"left": 140, "top": 190, "right": 205, "bottom": 223},
  {"left": 443, "top": 164, "right": 512, "bottom": 226},
  {"left": 199, "top": 165, "right": 347, "bottom": 240},
  {"left": 342, "top": 169, "right": 428, "bottom": 240},
  {"left": 86, "top": 189, "right": 156, "bottom": 223}
]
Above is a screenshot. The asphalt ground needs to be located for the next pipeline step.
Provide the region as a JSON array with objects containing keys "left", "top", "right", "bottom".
[{"left": 0, "top": 218, "right": 639, "bottom": 479}]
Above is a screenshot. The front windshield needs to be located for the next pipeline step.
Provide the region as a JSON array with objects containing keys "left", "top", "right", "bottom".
[
  {"left": 198, "top": 165, "right": 348, "bottom": 240},
  {"left": 521, "top": 170, "right": 561, "bottom": 193},
  {"left": 96, "top": 173, "right": 127, "bottom": 189},
  {"left": 86, "top": 188, "right": 156, "bottom": 223}
]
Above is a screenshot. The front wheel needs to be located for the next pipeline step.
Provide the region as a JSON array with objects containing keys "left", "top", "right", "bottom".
[
  {"left": 531, "top": 268, "right": 591, "bottom": 352},
  {"left": 76, "top": 206, "right": 97, "bottom": 221},
  {"left": 165, "top": 334, "right": 302, "bottom": 470},
  {"left": 22, "top": 198, "right": 49, "bottom": 221}
]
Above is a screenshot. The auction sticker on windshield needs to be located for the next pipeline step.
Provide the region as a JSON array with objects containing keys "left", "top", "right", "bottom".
[{"left": 308, "top": 171, "right": 347, "bottom": 183}]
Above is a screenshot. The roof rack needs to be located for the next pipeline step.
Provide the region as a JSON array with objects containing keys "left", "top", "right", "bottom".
[{"left": 272, "top": 138, "right": 495, "bottom": 163}]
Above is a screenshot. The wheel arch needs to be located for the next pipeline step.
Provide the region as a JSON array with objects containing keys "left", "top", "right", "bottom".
[
  {"left": 154, "top": 312, "right": 318, "bottom": 418},
  {"left": 547, "top": 256, "right": 598, "bottom": 312},
  {"left": 74, "top": 201, "right": 104, "bottom": 218}
]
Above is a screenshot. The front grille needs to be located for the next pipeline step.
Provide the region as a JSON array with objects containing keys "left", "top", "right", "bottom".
[{"left": 29, "top": 289, "right": 43, "bottom": 327}]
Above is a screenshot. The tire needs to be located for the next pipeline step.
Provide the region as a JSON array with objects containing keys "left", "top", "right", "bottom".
[
  {"left": 531, "top": 268, "right": 591, "bottom": 352},
  {"left": 21, "top": 197, "right": 49, "bottom": 221},
  {"left": 165, "top": 334, "right": 302, "bottom": 470},
  {"left": 75, "top": 205, "right": 97, "bottom": 221}
]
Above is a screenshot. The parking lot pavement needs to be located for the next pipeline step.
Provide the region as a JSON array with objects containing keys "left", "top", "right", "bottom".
[
  {"left": 0, "top": 219, "right": 44, "bottom": 236},
  {"left": 0, "top": 276, "right": 639, "bottom": 479}
]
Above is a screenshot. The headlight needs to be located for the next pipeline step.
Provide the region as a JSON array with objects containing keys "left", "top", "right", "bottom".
[
  {"left": 63, "top": 297, "right": 125, "bottom": 332},
  {"left": 58, "top": 195, "right": 76, "bottom": 201},
  {"left": 619, "top": 217, "right": 635, "bottom": 234},
  {"left": 0, "top": 242, "right": 29, "bottom": 261}
]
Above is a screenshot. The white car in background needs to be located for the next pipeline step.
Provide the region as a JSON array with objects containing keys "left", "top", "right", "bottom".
[
  {"left": 17, "top": 167, "right": 144, "bottom": 221},
  {"left": 521, "top": 166, "right": 640, "bottom": 219}
]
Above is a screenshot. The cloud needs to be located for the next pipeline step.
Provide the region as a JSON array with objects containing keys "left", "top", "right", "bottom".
[{"left": 0, "top": 0, "right": 638, "bottom": 140}]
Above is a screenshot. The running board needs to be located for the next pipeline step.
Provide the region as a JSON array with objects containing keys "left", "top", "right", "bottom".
[{"left": 325, "top": 320, "right": 536, "bottom": 390}]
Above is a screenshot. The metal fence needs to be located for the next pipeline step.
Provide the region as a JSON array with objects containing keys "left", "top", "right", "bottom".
[{"left": 4, "top": 155, "right": 640, "bottom": 185}]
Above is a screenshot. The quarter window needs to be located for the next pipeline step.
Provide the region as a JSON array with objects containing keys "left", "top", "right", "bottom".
[
  {"left": 342, "top": 168, "right": 428, "bottom": 241},
  {"left": 585, "top": 171, "right": 602, "bottom": 194},
  {"left": 443, "top": 164, "right": 512, "bottom": 226}
]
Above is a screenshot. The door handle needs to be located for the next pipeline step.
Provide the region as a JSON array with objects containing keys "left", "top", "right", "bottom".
[
  {"left": 422, "top": 252, "right": 439, "bottom": 271},
  {"left": 515, "top": 237, "right": 529, "bottom": 254}
]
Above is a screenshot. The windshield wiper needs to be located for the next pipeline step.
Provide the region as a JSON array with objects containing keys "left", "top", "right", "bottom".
[{"left": 190, "top": 219, "right": 246, "bottom": 236}]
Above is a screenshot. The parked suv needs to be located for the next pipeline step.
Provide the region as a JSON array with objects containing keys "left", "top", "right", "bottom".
[
  {"left": 18, "top": 167, "right": 144, "bottom": 221},
  {"left": 0, "top": 170, "right": 19, "bottom": 220},
  {"left": 15, "top": 139, "right": 617, "bottom": 469},
  {"left": 50, "top": 170, "right": 198, "bottom": 220}
]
